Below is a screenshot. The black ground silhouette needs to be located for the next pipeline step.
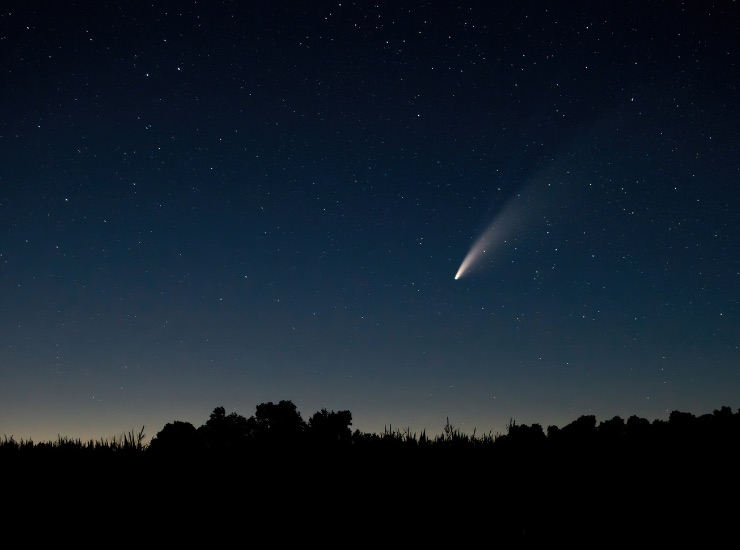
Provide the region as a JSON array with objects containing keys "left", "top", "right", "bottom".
[{"left": 3, "top": 403, "right": 738, "bottom": 544}]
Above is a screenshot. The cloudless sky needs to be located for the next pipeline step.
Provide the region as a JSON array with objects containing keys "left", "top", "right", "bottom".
[{"left": 1, "top": 0, "right": 738, "bottom": 443}]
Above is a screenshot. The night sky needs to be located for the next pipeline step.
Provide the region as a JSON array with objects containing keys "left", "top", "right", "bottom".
[{"left": 2, "top": 1, "right": 738, "bottom": 443}]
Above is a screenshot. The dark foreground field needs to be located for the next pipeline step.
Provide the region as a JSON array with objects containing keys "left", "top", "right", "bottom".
[
  {"left": 5, "top": 440, "right": 737, "bottom": 545},
  {"left": 4, "top": 405, "right": 739, "bottom": 544}
]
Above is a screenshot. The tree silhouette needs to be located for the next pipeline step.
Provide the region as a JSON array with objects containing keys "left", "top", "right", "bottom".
[
  {"left": 548, "top": 414, "right": 597, "bottom": 455},
  {"left": 597, "top": 415, "right": 626, "bottom": 449},
  {"left": 149, "top": 420, "right": 201, "bottom": 455},
  {"left": 252, "top": 400, "right": 306, "bottom": 446},
  {"left": 598, "top": 415, "right": 625, "bottom": 437},
  {"left": 561, "top": 414, "right": 597, "bottom": 441},
  {"left": 307, "top": 408, "right": 353, "bottom": 446},
  {"left": 197, "top": 406, "right": 253, "bottom": 452},
  {"left": 669, "top": 410, "right": 697, "bottom": 432},
  {"left": 502, "top": 420, "right": 547, "bottom": 453},
  {"left": 625, "top": 414, "right": 651, "bottom": 442}
]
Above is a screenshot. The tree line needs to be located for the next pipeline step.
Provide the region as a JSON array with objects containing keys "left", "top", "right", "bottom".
[
  {"left": 2, "top": 401, "right": 739, "bottom": 459},
  {"left": 4, "top": 402, "right": 738, "bottom": 544}
]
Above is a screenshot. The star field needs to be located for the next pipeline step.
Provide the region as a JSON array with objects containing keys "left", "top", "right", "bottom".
[{"left": 1, "top": 1, "right": 738, "bottom": 442}]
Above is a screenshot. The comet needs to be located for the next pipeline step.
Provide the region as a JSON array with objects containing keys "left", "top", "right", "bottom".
[
  {"left": 454, "top": 186, "right": 537, "bottom": 280},
  {"left": 454, "top": 220, "right": 498, "bottom": 280},
  {"left": 455, "top": 142, "right": 589, "bottom": 280},
  {"left": 454, "top": 213, "right": 515, "bottom": 280}
]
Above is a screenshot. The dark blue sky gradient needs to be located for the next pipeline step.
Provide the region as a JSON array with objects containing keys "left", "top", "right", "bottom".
[{"left": 1, "top": 1, "right": 738, "bottom": 442}]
